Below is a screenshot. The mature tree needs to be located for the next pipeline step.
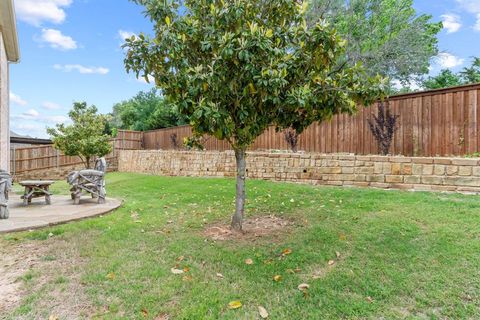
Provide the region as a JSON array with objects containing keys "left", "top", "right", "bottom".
[
  {"left": 460, "top": 57, "right": 480, "bottom": 84},
  {"left": 306, "top": 0, "right": 442, "bottom": 86},
  {"left": 47, "top": 102, "right": 112, "bottom": 169},
  {"left": 124, "top": 0, "right": 386, "bottom": 230},
  {"left": 421, "top": 57, "right": 480, "bottom": 90},
  {"left": 111, "top": 88, "right": 186, "bottom": 131},
  {"left": 422, "top": 69, "right": 463, "bottom": 90}
]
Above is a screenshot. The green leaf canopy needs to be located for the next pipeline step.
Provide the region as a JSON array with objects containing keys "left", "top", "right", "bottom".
[
  {"left": 47, "top": 102, "right": 112, "bottom": 169},
  {"left": 124, "top": 0, "right": 387, "bottom": 151}
]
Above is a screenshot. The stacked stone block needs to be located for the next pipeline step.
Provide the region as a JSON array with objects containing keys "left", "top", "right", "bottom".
[{"left": 119, "top": 150, "right": 480, "bottom": 194}]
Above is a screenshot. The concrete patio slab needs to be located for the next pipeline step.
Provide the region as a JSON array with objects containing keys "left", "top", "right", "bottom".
[{"left": 0, "top": 195, "right": 122, "bottom": 233}]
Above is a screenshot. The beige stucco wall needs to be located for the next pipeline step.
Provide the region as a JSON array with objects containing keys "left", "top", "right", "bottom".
[{"left": 0, "top": 30, "right": 9, "bottom": 171}]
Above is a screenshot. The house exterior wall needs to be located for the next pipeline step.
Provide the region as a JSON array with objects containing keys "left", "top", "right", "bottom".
[{"left": 0, "top": 30, "right": 9, "bottom": 171}]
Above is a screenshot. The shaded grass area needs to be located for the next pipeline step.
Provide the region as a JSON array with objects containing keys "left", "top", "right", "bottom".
[{"left": 2, "top": 172, "right": 480, "bottom": 319}]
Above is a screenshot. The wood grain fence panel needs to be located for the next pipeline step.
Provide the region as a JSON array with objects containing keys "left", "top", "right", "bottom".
[
  {"left": 11, "top": 130, "right": 144, "bottom": 175},
  {"left": 135, "top": 84, "right": 480, "bottom": 156},
  {"left": 11, "top": 84, "right": 480, "bottom": 175},
  {"left": 477, "top": 89, "right": 480, "bottom": 153},
  {"left": 467, "top": 90, "right": 478, "bottom": 154}
]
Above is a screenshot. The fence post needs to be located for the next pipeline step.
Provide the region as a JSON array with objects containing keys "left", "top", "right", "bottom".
[
  {"left": 12, "top": 147, "right": 16, "bottom": 176},
  {"left": 56, "top": 149, "right": 60, "bottom": 168}
]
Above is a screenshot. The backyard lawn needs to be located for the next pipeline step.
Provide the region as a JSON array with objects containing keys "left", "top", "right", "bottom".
[{"left": 2, "top": 172, "right": 480, "bottom": 319}]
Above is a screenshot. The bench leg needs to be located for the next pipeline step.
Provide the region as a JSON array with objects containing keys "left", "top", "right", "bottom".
[
  {"left": 0, "top": 206, "right": 8, "bottom": 219},
  {"left": 98, "top": 186, "right": 106, "bottom": 204},
  {"left": 73, "top": 192, "right": 81, "bottom": 205},
  {"left": 23, "top": 187, "right": 29, "bottom": 206}
]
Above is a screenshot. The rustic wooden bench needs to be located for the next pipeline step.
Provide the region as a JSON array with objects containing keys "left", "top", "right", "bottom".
[
  {"left": 19, "top": 180, "right": 55, "bottom": 206},
  {"left": 67, "top": 158, "right": 107, "bottom": 205},
  {"left": 0, "top": 170, "right": 12, "bottom": 218}
]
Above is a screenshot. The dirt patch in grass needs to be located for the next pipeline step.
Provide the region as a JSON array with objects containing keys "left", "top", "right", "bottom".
[
  {"left": 203, "top": 215, "right": 294, "bottom": 241},
  {"left": 0, "top": 235, "right": 97, "bottom": 319},
  {"left": 0, "top": 241, "right": 49, "bottom": 312}
]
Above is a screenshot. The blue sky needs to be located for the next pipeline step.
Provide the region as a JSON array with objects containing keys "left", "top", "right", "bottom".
[{"left": 8, "top": 0, "right": 480, "bottom": 138}]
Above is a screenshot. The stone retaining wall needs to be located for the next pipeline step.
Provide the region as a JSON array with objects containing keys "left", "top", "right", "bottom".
[{"left": 119, "top": 150, "right": 480, "bottom": 194}]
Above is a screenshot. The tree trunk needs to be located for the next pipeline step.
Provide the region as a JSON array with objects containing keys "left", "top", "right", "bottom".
[
  {"left": 231, "top": 148, "right": 247, "bottom": 231},
  {"left": 86, "top": 156, "right": 91, "bottom": 169}
]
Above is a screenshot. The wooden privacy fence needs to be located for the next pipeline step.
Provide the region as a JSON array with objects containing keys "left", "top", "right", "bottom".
[
  {"left": 143, "top": 84, "right": 480, "bottom": 157},
  {"left": 11, "top": 83, "right": 480, "bottom": 175},
  {"left": 10, "top": 130, "right": 143, "bottom": 175}
]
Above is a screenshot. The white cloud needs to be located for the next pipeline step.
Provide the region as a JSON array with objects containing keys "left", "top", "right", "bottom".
[
  {"left": 23, "top": 109, "right": 40, "bottom": 117},
  {"left": 40, "top": 28, "right": 77, "bottom": 50},
  {"left": 12, "top": 109, "right": 69, "bottom": 124},
  {"left": 118, "top": 30, "right": 136, "bottom": 41},
  {"left": 10, "top": 92, "right": 28, "bottom": 106},
  {"left": 41, "top": 101, "right": 63, "bottom": 110},
  {"left": 392, "top": 79, "right": 421, "bottom": 91},
  {"left": 43, "top": 115, "right": 70, "bottom": 123},
  {"left": 10, "top": 123, "right": 48, "bottom": 138},
  {"left": 436, "top": 52, "right": 465, "bottom": 69},
  {"left": 475, "top": 14, "right": 480, "bottom": 32},
  {"left": 441, "top": 14, "right": 462, "bottom": 33},
  {"left": 455, "top": 0, "right": 480, "bottom": 14},
  {"left": 54, "top": 64, "right": 110, "bottom": 75},
  {"left": 15, "top": 0, "right": 72, "bottom": 26}
]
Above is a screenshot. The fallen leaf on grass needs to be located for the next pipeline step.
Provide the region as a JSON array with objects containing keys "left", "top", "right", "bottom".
[
  {"left": 49, "top": 316, "right": 59, "bottom": 320},
  {"left": 182, "top": 275, "right": 193, "bottom": 281},
  {"left": 339, "top": 233, "right": 347, "bottom": 241},
  {"left": 335, "top": 251, "right": 341, "bottom": 258},
  {"left": 216, "top": 273, "right": 224, "bottom": 278},
  {"left": 282, "top": 248, "right": 292, "bottom": 256},
  {"left": 228, "top": 301, "right": 242, "bottom": 309},
  {"left": 106, "top": 272, "right": 116, "bottom": 280},
  {"left": 245, "top": 258, "right": 253, "bottom": 265},
  {"left": 298, "top": 283, "right": 310, "bottom": 290},
  {"left": 141, "top": 308, "right": 148, "bottom": 317},
  {"left": 170, "top": 268, "right": 184, "bottom": 274},
  {"left": 258, "top": 306, "right": 269, "bottom": 318},
  {"left": 273, "top": 275, "right": 282, "bottom": 282},
  {"left": 328, "top": 260, "right": 335, "bottom": 266},
  {"left": 176, "top": 255, "right": 184, "bottom": 262},
  {"left": 183, "top": 267, "right": 190, "bottom": 272},
  {"left": 366, "top": 296, "right": 374, "bottom": 303}
]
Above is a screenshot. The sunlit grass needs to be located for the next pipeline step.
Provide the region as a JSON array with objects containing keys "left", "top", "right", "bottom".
[{"left": 3, "top": 172, "right": 480, "bottom": 319}]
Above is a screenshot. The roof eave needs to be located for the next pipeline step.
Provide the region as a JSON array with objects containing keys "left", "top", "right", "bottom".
[{"left": 0, "top": 0, "right": 20, "bottom": 63}]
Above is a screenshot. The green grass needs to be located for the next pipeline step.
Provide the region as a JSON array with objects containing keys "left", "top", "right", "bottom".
[{"left": 3, "top": 172, "right": 480, "bottom": 319}]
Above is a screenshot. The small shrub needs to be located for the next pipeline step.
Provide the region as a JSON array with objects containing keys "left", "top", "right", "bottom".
[
  {"left": 284, "top": 128, "right": 299, "bottom": 153},
  {"left": 170, "top": 133, "right": 180, "bottom": 150},
  {"left": 368, "top": 102, "right": 399, "bottom": 155},
  {"left": 183, "top": 136, "right": 205, "bottom": 151}
]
